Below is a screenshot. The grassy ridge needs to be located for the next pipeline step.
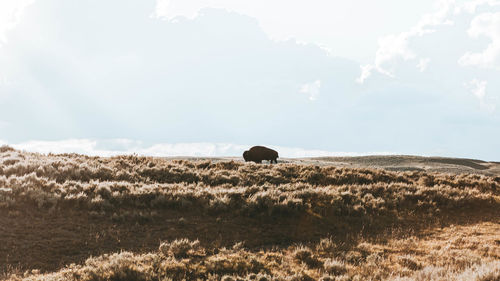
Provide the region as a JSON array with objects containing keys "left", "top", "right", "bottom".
[
  {"left": 1, "top": 148, "right": 498, "bottom": 217},
  {"left": 1, "top": 146, "right": 499, "bottom": 280}
]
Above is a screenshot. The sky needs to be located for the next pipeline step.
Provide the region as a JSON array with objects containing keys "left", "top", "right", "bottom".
[{"left": 0, "top": 0, "right": 499, "bottom": 159}]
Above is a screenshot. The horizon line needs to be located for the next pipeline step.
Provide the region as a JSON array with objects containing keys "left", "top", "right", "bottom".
[{"left": 1, "top": 138, "right": 496, "bottom": 162}]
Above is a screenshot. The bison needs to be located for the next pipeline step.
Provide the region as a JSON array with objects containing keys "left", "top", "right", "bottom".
[{"left": 243, "top": 146, "right": 279, "bottom": 164}]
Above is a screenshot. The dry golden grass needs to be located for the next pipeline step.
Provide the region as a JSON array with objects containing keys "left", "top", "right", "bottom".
[
  {"left": 6, "top": 223, "right": 499, "bottom": 281},
  {"left": 1, "top": 146, "right": 499, "bottom": 280}
]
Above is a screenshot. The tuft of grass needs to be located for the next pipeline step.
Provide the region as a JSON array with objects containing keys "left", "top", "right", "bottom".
[
  {"left": 316, "top": 237, "right": 336, "bottom": 254},
  {"left": 323, "top": 258, "right": 347, "bottom": 275},
  {"left": 159, "top": 238, "right": 201, "bottom": 258},
  {"left": 0, "top": 145, "right": 15, "bottom": 153},
  {"left": 293, "top": 246, "right": 322, "bottom": 268}
]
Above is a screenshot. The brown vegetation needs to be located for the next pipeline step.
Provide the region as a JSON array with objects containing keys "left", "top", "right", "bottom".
[{"left": 0, "top": 146, "right": 499, "bottom": 280}]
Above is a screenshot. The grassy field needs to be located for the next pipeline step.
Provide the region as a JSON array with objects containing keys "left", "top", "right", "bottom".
[{"left": 0, "top": 145, "right": 499, "bottom": 280}]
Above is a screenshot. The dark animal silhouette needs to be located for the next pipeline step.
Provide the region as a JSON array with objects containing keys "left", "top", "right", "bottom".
[{"left": 243, "top": 146, "right": 279, "bottom": 164}]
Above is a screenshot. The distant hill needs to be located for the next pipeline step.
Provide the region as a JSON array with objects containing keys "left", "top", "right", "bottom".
[
  {"left": 299, "top": 155, "right": 500, "bottom": 176},
  {"left": 165, "top": 155, "right": 500, "bottom": 176}
]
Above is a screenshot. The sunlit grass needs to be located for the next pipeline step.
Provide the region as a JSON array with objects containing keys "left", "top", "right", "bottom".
[{"left": 1, "top": 146, "right": 499, "bottom": 280}]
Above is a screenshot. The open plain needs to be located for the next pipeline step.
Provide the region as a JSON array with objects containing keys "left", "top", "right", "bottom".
[{"left": 0, "top": 146, "right": 499, "bottom": 280}]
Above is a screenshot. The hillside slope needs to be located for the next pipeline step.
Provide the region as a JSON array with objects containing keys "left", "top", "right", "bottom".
[
  {"left": 166, "top": 155, "right": 500, "bottom": 175},
  {"left": 1, "top": 146, "right": 499, "bottom": 280}
]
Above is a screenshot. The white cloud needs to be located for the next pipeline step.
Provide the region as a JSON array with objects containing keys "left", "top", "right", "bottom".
[
  {"left": 152, "top": 0, "right": 172, "bottom": 19},
  {"left": 455, "top": 0, "right": 500, "bottom": 14},
  {"left": 459, "top": 12, "right": 500, "bottom": 69},
  {"left": 469, "top": 79, "right": 487, "bottom": 99},
  {"left": 358, "top": 0, "right": 454, "bottom": 82},
  {"left": 299, "top": 80, "right": 321, "bottom": 101},
  {"left": 7, "top": 139, "right": 247, "bottom": 157},
  {"left": 11, "top": 139, "right": 102, "bottom": 155},
  {"left": 417, "top": 58, "right": 431, "bottom": 72},
  {"left": 140, "top": 143, "right": 248, "bottom": 157},
  {"left": 2, "top": 139, "right": 395, "bottom": 158},
  {"left": 0, "top": 0, "right": 35, "bottom": 46},
  {"left": 374, "top": 32, "right": 416, "bottom": 76},
  {"left": 466, "top": 78, "right": 496, "bottom": 111},
  {"left": 151, "top": 0, "right": 452, "bottom": 62},
  {"left": 359, "top": 0, "right": 500, "bottom": 83},
  {"left": 356, "top": 65, "right": 375, "bottom": 84}
]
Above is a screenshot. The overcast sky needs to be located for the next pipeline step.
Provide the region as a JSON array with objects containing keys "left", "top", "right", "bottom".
[{"left": 0, "top": 0, "right": 499, "bottom": 159}]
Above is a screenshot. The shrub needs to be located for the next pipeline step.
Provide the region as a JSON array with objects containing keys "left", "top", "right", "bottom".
[
  {"left": 316, "top": 237, "right": 336, "bottom": 254},
  {"left": 0, "top": 145, "right": 15, "bottom": 153},
  {"left": 159, "top": 239, "right": 201, "bottom": 258},
  {"left": 293, "top": 246, "right": 322, "bottom": 268},
  {"left": 323, "top": 258, "right": 347, "bottom": 275}
]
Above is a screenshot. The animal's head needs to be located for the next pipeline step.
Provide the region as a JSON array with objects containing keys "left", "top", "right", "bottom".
[{"left": 243, "top": 151, "right": 249, "bottom": 161}]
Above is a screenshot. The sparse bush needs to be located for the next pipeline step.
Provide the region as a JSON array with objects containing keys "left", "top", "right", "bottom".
[
  {"left": 159, "top": 239, "right": 201, "bottom": 258},
  {"left": 344, "top": 251, "right": 363, "bottom": 265},
  {"left": 293, "top": 246, "right": 313, "bottom": 263},
  {"left": 293, "top": 246, "right": 322, "bottom": 268},
  {"left": 317, "top": 237, "right": 336, "bottom": 253},
  {"left": 0, "top": 145, "right": 15, "bottom": 153},
  {"left": 323, "top": 258, "right": 347, "bottom": 275}
]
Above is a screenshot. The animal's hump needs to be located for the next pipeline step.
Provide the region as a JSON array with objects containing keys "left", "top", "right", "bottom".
[{"left": 251, "top": 145, "right": 268, "bottom": 150}]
